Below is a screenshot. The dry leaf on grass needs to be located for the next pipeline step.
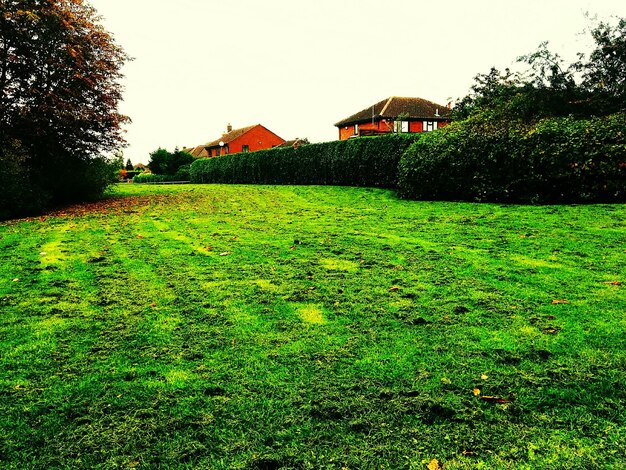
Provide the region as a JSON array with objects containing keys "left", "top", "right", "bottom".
[
  {"left": 427, "top": 459, "right": 442, "bottom": 470},
  {"left": 551, "top": 299, "right": 570, "bottom": 305},
  {"left": 480, "top": 396, "right": 511, "bottom": 404}
]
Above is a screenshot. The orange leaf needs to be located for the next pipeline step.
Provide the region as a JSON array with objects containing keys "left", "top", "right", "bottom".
[
  {"left": 473, "top": 388, "right": 481, "bottom": 396},
  {"left": 389, "top": 286, "right": 400, "bottom": 292},
  {"left": 602, "top": 281, "right": 621, "bottom": 286},
  {"left": 551, "top": 299, "right": 569, "bottom": 305}
]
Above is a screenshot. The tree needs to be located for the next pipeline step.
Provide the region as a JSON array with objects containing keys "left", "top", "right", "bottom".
[
  {"left": 580, "top": 17, "right": 626, "bottom": 113},
  {"left": 453, "top": 16, "right": 625, "bottom": 122},
  {"left": 148, "top": 147, "right": 194, "bottom": 176},
  {"left": 125, "top": 158, "right": 134, "bottom": 171},
  {"left": 0, "top": 0, "right": 130, "bottom": 217}
]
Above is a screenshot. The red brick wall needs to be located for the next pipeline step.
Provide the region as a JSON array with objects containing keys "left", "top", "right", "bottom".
[{"left": 337, "top": 119, "right": 451, "bottom": 140}]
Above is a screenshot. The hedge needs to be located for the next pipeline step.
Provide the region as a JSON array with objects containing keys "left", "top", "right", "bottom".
[
  {"left": 397, "top": 113, "right": 626, "bottom": 203},
  {"left": 190, "top": 134, "right": 420, "bottom": 188},
  {"left": 133, "top": 173, "right": 176, "bottom": 183}
]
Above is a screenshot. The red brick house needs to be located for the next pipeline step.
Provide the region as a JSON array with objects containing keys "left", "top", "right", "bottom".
[
  {"left": 187, "top": 124, "right": 285, "bottom": 158},
  {"left": 335, "top": 96, "right": 452, "bottom": 140}
]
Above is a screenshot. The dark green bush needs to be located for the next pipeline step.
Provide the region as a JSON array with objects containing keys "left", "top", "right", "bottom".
[
  {"left": 123, "top": 170, "right": 143, "bottom": 180},
  {"left": 397, "top": 113, "right": 626, "bottom": 203},
  {"left": 174, "top": 164, "right": 191, "bottom": 181},
  {"left": 133, "top": 173, "right": 172, "bottom": 183},
  {"left": 190, "top": 134, "right": 419, "bottom": 187},
  {"left": 0, "top": 140, "right": 46, "bottom": 220}
]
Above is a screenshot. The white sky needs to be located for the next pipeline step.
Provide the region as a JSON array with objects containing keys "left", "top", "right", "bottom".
[{"left": 89, "top": 0, "right": 626, "bottom": 164}]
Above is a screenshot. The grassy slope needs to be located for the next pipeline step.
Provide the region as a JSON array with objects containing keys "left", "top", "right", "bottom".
[{"left": 0, "top": 184, "right": 625, "bottom": 469}]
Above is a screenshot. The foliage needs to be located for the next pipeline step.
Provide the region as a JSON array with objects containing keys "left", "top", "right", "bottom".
[
  {"left": 1, "top": 183, "right": 626, "bottom": 467},
  {"left": 0, "top": 139, "right": 45, "bottom": 220},
  {"left": 191, "top": 134, "right": 419, "bottom": 188},
  {"left": 397, "top": 112, "right": 626, "bottom": 203},
  {"left": 454, "top": 16, "right": 625, "bottom": 121},
  {"left": 133, "top": 173, "right": 174, "bottom": 183},
  {"left": 147, "top": 148, "right": 194, "bottom": 176},
  {"left": 580, "top": 17, "right": 626, "bottom": 114},
  {"left": 0, "top": 0, "right": 129, "bottom": 218},
  {"left": 125, "top": 158, "right": 134, "bottom": 171}
]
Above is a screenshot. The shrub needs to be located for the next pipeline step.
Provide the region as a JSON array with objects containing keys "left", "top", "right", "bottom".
[
  {"left": 190, "top": 134, "right": 419, "bottom": 187},
  {"left": 0, "top": 140, "right": 47, "bottom": 220},
  {"left": 133, "top": 173, "right": 172, "bottom": 183},
  {"left": 397, "top": 113, "right": 626, "bottom": 203},
  {"left": 174, "top": 164, "right": 191, "bottom": 181}
]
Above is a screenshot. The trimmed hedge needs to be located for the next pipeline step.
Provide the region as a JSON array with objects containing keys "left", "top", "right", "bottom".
[
  {"left": 132, "top": 173, "right": 174, "bottom": 183},
  {"left": 190, "top": 134, "right": 420, "bottom": 188},
  {"left": 397, "top": 113, "right": 626, "bottom": 203}
]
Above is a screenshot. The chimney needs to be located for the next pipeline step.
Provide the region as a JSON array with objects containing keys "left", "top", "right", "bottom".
[{"left": 226, "top": 123, "right": 232, "bottom": 133}]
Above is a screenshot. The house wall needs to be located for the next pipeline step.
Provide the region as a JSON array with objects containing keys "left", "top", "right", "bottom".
[
  {"left": 230, "top": 125, "right": 285, "bottom": 153},
  {"left": 337, "top": 119, "right": 451, "bottom": 140}
]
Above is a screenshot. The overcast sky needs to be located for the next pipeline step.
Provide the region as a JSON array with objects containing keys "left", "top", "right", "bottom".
[{"left": 88, "top": 0, "right": 626, "bottom": 164}]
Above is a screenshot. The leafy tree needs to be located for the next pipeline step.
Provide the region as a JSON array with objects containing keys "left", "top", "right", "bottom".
[
  {"left": 580, "top": 17, "right": 626, "bottom": 113},
  {"left": 125, "top": 158, "right": 134, "bottom": 171},
  {"left": 148, "top": 147, "right": 194, "bottom": 176},
  {"left": 0, "top": 0, "right": 129, "bottom": 217},
  {"left": 454, "top": 16, "right": 625, "bottom": 121}
]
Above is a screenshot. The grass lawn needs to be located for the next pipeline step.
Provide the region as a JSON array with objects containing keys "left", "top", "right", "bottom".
[{"left": 1, "top": 184, "right": 625, "bottom": 469}]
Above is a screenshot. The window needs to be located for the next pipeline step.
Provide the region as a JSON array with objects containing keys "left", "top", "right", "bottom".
[
  {"left": 215, "top": 148, "right": 220, "bottom": 157},
  {"left": 394, "top": 121, "right": 409, "bottom": 133},
  {"left": 353, "top": 124, "right": 359, "bottom": 135},
  {"left": 423, "top": 121, "right": 438, "bottom": 132},
  {"left": 242, "top": 145, "right": 249, "bottom": 153}
]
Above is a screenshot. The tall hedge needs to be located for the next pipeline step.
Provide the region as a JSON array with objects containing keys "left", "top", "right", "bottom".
[
  {"left": 190, "top": 134, "right": 419, "bottom": 188},
  {"left": 397, "top": 113, "right": 626, "bottom": 203}
]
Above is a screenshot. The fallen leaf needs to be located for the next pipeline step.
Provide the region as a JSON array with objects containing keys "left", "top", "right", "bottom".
[
  {"left": 389, "top": 286, "right": 400, "bottom": 292},
  {"left": 12, "top": 278, "right": 19, "bottom": 282},
  {"left": 137, "top": 235, "right": 144, "bottom": 239},
  {"left": 473, "top": 388, "right": 481, "bottom": 396},
  {"left": 205, "top": 246, "right": 213, "bottom": 251},
  {"left": 219, "top": 252, "right": 230, "bottom": 256},
  {"left": 551, "top": 299, "right": 570, "bottom": 305},
  {"left": 427, "top": 459, "right": 442, "bottom": 470},
  {"left": 542, "top": 326, "right": 560, "bottom": 335},
  {"left": 39, "top": 252, "right": 47, "bottom": 255},
  {"left": 481, "top": 374, "right": 488, "bottom": 380},
  {"left": 602, "top": 281, "right": 621, "bottom": 286},
  {"left": 150, "top": 303, "right": 157, "bottom": 308},
  {"left": 480, "top": 396, "right": 511, "bottom": 404}
]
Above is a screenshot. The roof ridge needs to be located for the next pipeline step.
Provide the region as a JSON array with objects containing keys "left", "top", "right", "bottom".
[{"left": 379, "top": 96, "right": 394, "bottom": 116}]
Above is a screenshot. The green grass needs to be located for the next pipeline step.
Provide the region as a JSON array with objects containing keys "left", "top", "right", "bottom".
[{"left": 1, "top": 184, "right": 625, "bottom": 469}]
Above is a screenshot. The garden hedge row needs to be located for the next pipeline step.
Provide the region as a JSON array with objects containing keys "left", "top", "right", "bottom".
[
  {"left": 190, "top": 134, "right": 419, "bottom": 188},
  {"left": 189, "top": 114, "right": 625, "bottom": 204},
  {"left": 397, "top": 113, "right": 626, "bottom": 203}
]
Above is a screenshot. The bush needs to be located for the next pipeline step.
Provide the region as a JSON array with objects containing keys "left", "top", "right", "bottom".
[
  {"left": 397, "top": 113, "right": 626, "bottom": 203},
  {"left": 0, "top": 140, "right": 47, "bottom": 220},
  {"left": 190, "top": 134, "right": 419, "bottom": 187},
  {"left": 174, "top": 164, "right": 191, "bottom": 181},
  {"left": 133, "top": 173, "right": 173, "bottom": 183}
]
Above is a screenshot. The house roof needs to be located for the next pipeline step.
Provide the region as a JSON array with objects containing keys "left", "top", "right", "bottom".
[
  {"left": 335, "top": 96, "right": 452, "bottom": 127},
  {"left": 204, "top": 124, "right": 258, "bottom": 148}
]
